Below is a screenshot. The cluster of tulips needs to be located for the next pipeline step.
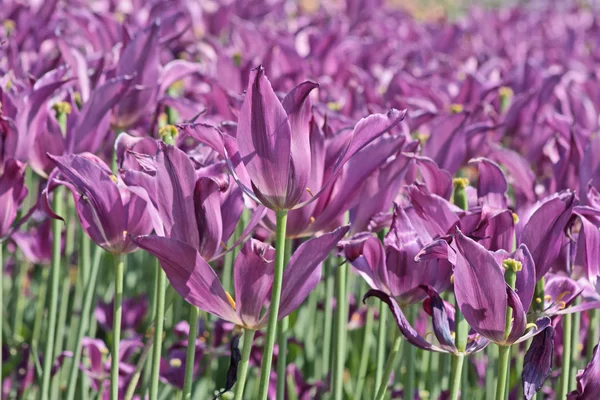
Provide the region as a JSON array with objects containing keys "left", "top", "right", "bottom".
[{"left": 1, "top": 0, "right": 600, "bottom": 399}]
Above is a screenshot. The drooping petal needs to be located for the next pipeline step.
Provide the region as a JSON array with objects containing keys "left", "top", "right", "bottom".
[
  {"left": 195, "top": 176, "right": 226, "bottom": 260},
  {"left": 273, "top": 225, "right": 350, "bottom": 323},
  {"left": 132, "top": 235, "right": 240, "bottom": 325},
  {"left": 574, "top": 207, "right": 600, "bottom": 286},
  {"left": 505, "top": 285, "right": 527, "bottom": 344},
  {"left": 453, "top": 229, "right": 507, "bottom": 343},
  {"left": 407, "top": 183, "right": 461, "bottom": 236},
  {"left": 234, "top": 239, "right": 275, "bottom": 328},
  {"left": 523, "top": 325, "right": 555, "bottom": 400},
  {"left": 420, "top": 285, "right": 456, "bottom": 353},
  {"left": 363, "top": 289, "right": 447, "bottom": 353},
  {"left": 236, "top": 66, "right": 292, "bottom": 210}
]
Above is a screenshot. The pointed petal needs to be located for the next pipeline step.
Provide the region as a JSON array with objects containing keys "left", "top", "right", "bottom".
[
  {"left": 454, "top": 229, "right": 507, "bottom": 343},
  {"left": 344, "top": 235, "right": 390, "bottom": 293},
  {"left": 132, "top": 235, "right": 240, "bottom": 324},
  {"left": 234, "top": 239, "right": 275, "bottom": 327},
  {"left": 568, "top": 342, "right": 600, "bottom": 399},
  {"left": 274, "top": 225, "right": 350, "bottom": 322},
  {"left": 421, "top": 285, "right": 457, "bottom": 353},
  {"left": 523, "top": 325, "right": 555, "bottom": 400},
  {"left": 469, "top": 158, "right": 508, "bottom": 208},
  {"left": 281, "top": 81, "right": 318, "bottom": 207},
  {"left": 236, "top": 66, "right": 292, "bottom": 210},
  {"left": 0, "top": 159, "right": 28, "bottom": 237},
  {"left": 195, "top": 176, "right": 225, "bottom": 260},
  {"left": 493, "top": 245, "right": 536, "bottom": 313},
  {"left": 506, "top": 285, "right": 527, "bottom": 344}
]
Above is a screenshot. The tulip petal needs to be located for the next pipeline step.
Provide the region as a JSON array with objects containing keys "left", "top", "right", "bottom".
[
  {"left": 523, "top": 325, "right": 554, "bottom": 400},
  {"left": 506, "top": 285, "right": 527, "bottom": 344},
  {"left": 454, "top": 229, "right": 507, "bottom": 343},
  {"left": 345, "top": 235, "right": 390, "bottom": 293},
  {"left": 363, "top": 289, "right": 447, "bottom": 353},
  {"left": 237, "top": 66, "right": 292, "bottom": 210},
  {"left": 132, "top": 235, "right": 240, "bottom": 324},
  {"left": 521, "top": 191, "right": 576, "bottom": 278},
  {"left": 421, "top": 285, "right": 457, "bottom": 353},
  {"left": 0, "top": 159, "right": 28, "bottom": 237},
  {"left": 493, "top": 245, "right": 536, "bottom": 314},
  {"left": 234, "top": 240, "right": 275, "bottom": 327},
  {"left": 274, "top": 225, "right": 350, "bottom": 322},
  {"left": 469, "top": 158, "right": 508, "bottom": 208},
  {"left": 568, "top": 342, "right": 600, "bottom": 399}
]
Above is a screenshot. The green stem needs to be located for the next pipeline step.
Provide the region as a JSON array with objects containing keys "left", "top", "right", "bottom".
[
  {"left": 428, "top": 351, "right": 441, "bottom": 399},
  {"left": 51, "top": 273, "right": 71, "bottom": 397},
  {"left": 374, "top": 335, "right": 402, "bottom": 400},
  {"left": 375, "top": 301, "right": 388, "bottom": 390},
  {"left": 111, "top": 254, "right": 125, "bottom": 400},
  {"left": 449, "top": 353, "right": 465, "bottom": 400},
  {"left": 40, "top": 187, "right": 64, "bottom": 400},
  {"left": 558, "top": 313, "right": 573, "bottom": 399},
  {"left": 587, "top": 309, "right": 600, "bottom": 361},
  {"left": 257, "top": 210, "right": 288, "bottom": 400},
  {"left": 486, "top": 345, "right": 498, "bottom": 397},
  {"left": 355, "top": 306, "right": 374, "bottom": 400},
  {"left": 234, "top": 329, "right": 256, "bottom": 400},
  {"left": 570, "top": 299, "right": 581, "bottom": 391},
  {"left": 404, "top": 306, "right": 416, "bottom": 400},
  {"left": 182, "top": 306, "right": 199, "bottom": 399},
  {"left": 495, "top": 345, "right": 511, "bottom": 400},
  {"left": 0, "top": 243, "right": 3, "bottom": 379},
  {"left": 12, "top": 258, "right": 27, "bottom": 342},
  {"left": 276, "top": 238, "right": 293, "bottom": 399},
  {"left": 333, "top": 260, "right": 348, "bottom": 400},
  {"left": 321, "top": 256, "right": 335, "bottom": 378},
  {"left": 65, "top": 244, "right": 102, "bottom": 400},
  {"left": 150, "top": 259, "right": 167, "bottom": 400}
]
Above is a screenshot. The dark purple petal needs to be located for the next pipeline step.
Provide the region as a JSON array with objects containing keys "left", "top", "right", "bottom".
[
  {"left": 568, "top": 342, "right": 600, "bottom": 399},
  {"left": 420, "top": 285, "right": 456, "bottom": 353},
  {"left": 0, "top": 159, "right": 28, "bottom": 237},
  {"left": 523, "top": 325, "right": 555, "bottom": 400}
]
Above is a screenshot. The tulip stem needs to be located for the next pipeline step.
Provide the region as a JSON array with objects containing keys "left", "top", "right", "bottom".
[
  {"left": 333, "top": 259, "right": 348, "bottom": 400},
  {"left": 404, "top": 306, "right": 416, "bottom": 400},
  {"left": 558, "top": 313, "right": 573, "bottom": 399},
  {"left": 321, "top": 256, "right": 335, "bottom": 378},
  {"left": 449, "top": 353, "right": 465, "bottom": 400},
  {"left": 111, "top": 253, "right": 125, "bottom": 400},
  {"left": 150, "top": 258, "right": 167, "bottom": 400},
  {"left": 495, "top": 345, "right": 511, "bottom": 400},
  {"left": 234, "top": 329, "right": 256, "bottom": 400},
  {"left": 41, "top": 186, "right": 64, "bottom": 400},
  {"left": 375, "top": 301, "right": 388, "bottom": 390},
  {"left": 0, "top": 243, "right": 3, "bottom": 379},
  {"left": 276, "top": 238, "right": 293, "bottom": 399},
  {"left": 374, "top": 334, "right": 402, "bottom": 400},
  {"left": 355, "top": 306, "right": 374, "bottom": 400},
  {"left": 257, "top": 210, "right": 288, "bottom": 400},
  {"left": 65, "top": 243, "right": 102, "bottom": 400},
  {"left": 587, "top": 309, "right": 599, "bottom": 361},
  {"left": 183, "top": 306, "right": 200, "bottom": 399}
]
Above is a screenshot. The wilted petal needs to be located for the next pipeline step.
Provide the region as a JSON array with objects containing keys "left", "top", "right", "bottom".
[
  {"left": 234, "top": 240, "right": 275, "bottom": 328},
  {"left": 421, "top": 285, "right": 456, "bottom": 353},
  {"left": 132, "top": 235, "right": 240, "bottom": 325},
  {"left": 523, "top": 325, "right": 555, "bottom": 400}
]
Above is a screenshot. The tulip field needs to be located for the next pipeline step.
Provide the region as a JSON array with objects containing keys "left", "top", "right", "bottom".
[{"left": 2, "top": 0, "right": 600, "bottom": 399}]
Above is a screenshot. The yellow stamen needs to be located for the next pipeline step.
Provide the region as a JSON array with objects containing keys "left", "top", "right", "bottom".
[
  {"left": 159, "top": 124, "right": 179, "bottom": 140},
  {"left": 502, "top": 258, "right": 523, "bottom": 272},
  {"left": 110, "top": 174, "right": 118, "bottom": 184},
  {"left": 535, "top": 297, "right": 542, "bottom": 304},
  {"left": 309, "top": 216, "right": 315, "bottom": 224},
  {"left": 452, "top": 177, "right": 469, "bottom": 189},
  {"left": 169, "top": 358, "right": 182, "bottom": 368},
  {"left": 52, "top": 101, "right": 72, "bottom": 116},
  {"left": 327, "top": 101, "right": 342, "bottom": 111},
  {"left": 306, "top": 187, "right": 314, "bottom": 197},
  {"left": 449, "top": 103, "right": 464, "bottom": 114},
  {"left": 512, "top": 213, "right": 520, "bottom": 224},
  {"left": 499, "top": 86, "right": 514, "bottom": 99},
  {"left": 225, "top": 291, "right": 236, "bottom": 310}
]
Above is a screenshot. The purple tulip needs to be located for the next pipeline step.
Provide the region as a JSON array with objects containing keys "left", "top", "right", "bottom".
[
  {"left": 227, "top": 66, "right": 405, "bottom": 211},
  {"left": 0, "top": 159, "right": 28, "bottom": 238},
  {"left": 44, "top": 153, "right": 159, "bottom": 254},
  {"left": 568, "top": 342, "right": 600, "bottom": 399},
  {"left": 133, "top": 226, "right": 348, "bottom": 329},
  {"left": 95, "top": 296, "right": 148, "bottom": 336},
  {"left": 344, "top": 205, "right": 453, "bottom": 306}
]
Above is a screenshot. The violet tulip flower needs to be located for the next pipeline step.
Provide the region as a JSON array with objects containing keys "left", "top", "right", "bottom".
[
  {"left": 44, "top": 153, "right": 159, "bottom": 254},
  {"left": 568, "top": 343, "right": 600, "bottom": 399},
  {"left": 133, "top": 226, "right": 348, "bottom": 330},
  {"left": 225, "top": 66, "right": 406, "bottom": 211},
  {"left": 344, "top": 204, "right": 453, "bottom": 306},
  {"left": 0, "top": 159, "right": 28, "bottom": 239}
]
